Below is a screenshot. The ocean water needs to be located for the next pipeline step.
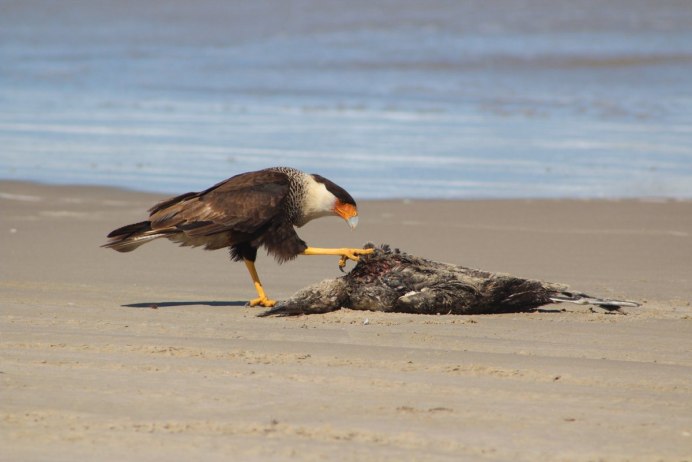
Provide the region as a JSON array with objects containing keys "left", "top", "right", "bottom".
[{"left": 1, "top": 0, "right": 691, "bottom": 199}]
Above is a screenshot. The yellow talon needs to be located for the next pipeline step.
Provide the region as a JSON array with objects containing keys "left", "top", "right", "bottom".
[
  {"left": 249, "top": 296, "right": 277, "bottom": 308},
  {"left": 344, "top": 248, "right": 374, "bottom": 261},
  {"left": 244, "top": 259, "right": 276, "bottom": 308},
  {"left": 354, "top": 248, "right": 374, "bottom": 258},
  {"left": 302, "top": 247, "right": 374, "bottom": 271},
  {"left": 338, "top": 248, "right": 374, "bottom": 270}
]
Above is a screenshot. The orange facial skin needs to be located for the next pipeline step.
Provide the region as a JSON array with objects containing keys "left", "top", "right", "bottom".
[{"left": 334, "top": 201, "right": 358, "bottom": 220}]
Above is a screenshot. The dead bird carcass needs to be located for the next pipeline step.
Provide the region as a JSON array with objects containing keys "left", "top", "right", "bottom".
[{"left": 260, "top": 244, "right": 639, "bottom": 317}]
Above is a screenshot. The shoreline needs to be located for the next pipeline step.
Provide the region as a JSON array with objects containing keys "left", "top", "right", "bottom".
[
  {"left": 3, "top": 178, "right": 692, "bottom": 203},
  {"left": 2, "top": 180, "right": 691, "bottom": 460}
]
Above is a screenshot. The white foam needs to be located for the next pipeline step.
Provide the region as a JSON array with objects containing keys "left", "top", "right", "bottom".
[{"left": 0, "top": 192, "right": 42, "bottom": 202}]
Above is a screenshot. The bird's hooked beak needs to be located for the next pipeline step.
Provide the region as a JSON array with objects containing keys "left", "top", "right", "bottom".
[
  {"left": 347, "top": 215, "right": 359, "bottom": 230},
  {"left": 334, "top": 201, "right": 359, "bottom": 230}
]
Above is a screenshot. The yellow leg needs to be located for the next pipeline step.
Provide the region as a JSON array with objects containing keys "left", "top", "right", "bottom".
[
  {"left": 302, "top": 247, "right": 374, "bottom": 269},
  {"left": 243, "top": 259, "right": 276, "bottom": 307}
]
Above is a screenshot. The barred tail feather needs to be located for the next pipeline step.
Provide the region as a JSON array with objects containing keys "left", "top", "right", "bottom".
[
  {"left": 549, "top": 291, "right": 640, "bottom": 311},
  {"left": 102, "top": 221, "right": 166, "bottom": 253}
]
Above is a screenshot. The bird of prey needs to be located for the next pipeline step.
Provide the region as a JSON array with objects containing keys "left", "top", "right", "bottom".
[{"left": 103, "top": 167, "right": 373, "bottom": 307}]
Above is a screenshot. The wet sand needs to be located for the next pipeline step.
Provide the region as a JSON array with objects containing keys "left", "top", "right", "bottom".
[{"left": 1, "top": 180, "right": 691, "bottom": 461}]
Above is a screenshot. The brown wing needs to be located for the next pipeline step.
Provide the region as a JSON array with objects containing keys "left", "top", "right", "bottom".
[{"left": 148, "top": 170, "right": 290, "bottom": 239}]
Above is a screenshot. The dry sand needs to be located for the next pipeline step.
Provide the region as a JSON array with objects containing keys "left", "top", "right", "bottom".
[{"left": 1, "top": 180, "right": 691, "bottom": 461}]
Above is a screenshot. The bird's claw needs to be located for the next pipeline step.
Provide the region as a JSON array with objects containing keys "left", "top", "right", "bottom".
[
  {"left": 338, "top": 248, "right": 374, "bottom": 272},
  {"left": 248, "top": 296, "right": 277, "bottom": 308},
  {"left": 338, "top": 255, "right": 348, "bottom": 272}
]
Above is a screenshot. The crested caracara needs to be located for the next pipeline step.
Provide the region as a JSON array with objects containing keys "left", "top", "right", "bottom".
[{"left": 103, "top": 167, "right": 373, "bottom": 307}]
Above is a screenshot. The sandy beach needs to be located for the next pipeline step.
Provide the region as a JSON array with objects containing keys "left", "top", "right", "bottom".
[{"left": 1, "top": 180, "right": 691, "bottom": 461}]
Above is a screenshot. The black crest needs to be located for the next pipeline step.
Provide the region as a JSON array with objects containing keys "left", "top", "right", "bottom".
[{"left": 311, "top": 174, "right": 356, "bottom": 206}]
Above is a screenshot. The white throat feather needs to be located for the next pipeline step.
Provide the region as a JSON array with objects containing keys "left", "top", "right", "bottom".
[{"left": 295, "top": 175, "right": 336, "bottom": 227}]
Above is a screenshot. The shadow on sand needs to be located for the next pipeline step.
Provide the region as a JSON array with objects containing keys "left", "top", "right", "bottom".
[{"left": 123, "top": 300, "right": 247, "bottom": 309}]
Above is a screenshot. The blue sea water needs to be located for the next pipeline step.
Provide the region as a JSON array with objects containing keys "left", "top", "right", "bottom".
[{"left": 1, "top": 0, "right": 691, "bottom": 199}]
